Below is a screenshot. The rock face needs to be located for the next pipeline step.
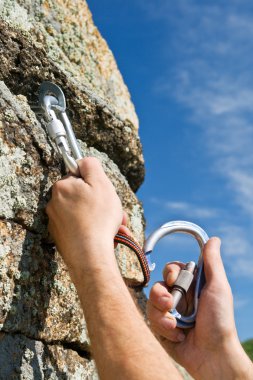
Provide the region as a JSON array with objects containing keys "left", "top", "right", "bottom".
[
  {"left": 0, "top": 0, "right": 144, "bottom": 191},
  {"left": 0, "top": 1, "right": 146, "bottom": 378},
  {"left": 0, "top": 333, "right": 98, "bottom": 380},
  {"left": 0, "top": 1, "right": 191, "bottom": 379}
]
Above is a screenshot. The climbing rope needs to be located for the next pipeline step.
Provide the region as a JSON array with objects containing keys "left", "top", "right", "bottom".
[{"left": 114, "top": 233, "right": 150, "bottom": 287}]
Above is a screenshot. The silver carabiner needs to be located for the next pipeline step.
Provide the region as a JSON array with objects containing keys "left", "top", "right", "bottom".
[
  {"left": 144, "top": 221, "right": 209, "bottom": 328},
  {"left": 38, "top": 81, "right": 82, "bottom": 176}
]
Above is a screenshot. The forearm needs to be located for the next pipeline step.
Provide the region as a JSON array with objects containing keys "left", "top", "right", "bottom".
[{"left": 71, "top": 240, "right": 182, "bottom": 380}]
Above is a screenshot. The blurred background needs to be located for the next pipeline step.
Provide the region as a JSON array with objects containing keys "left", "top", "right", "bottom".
[{"left": 88, "top": 0, "right": 253, "bottom": 342}]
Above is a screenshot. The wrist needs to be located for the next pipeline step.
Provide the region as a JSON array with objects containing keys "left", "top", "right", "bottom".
[
  {"left": 67, "top": 237, "right": 118, "bottom": 284},
  {"left": 194, "top": 335, "right": 253, "bottom": 380},
  {"left": 70, "top": 231, "right": 115, "bottom": 261},
  {"left": 220, "top": 336, "right": 253, "bottom": 380}
]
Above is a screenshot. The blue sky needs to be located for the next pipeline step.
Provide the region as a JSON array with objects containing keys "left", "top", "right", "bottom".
[{"left": 88, "top": 0, "right": 253, "bottom": 341}]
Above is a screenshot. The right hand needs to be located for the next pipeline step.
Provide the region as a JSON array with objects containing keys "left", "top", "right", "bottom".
[
  {"left": 147, "top": 237, "right": 253, "bottom": 380},
  {"left": 46, "top": 157, "right": 124, "bottom": 278}
]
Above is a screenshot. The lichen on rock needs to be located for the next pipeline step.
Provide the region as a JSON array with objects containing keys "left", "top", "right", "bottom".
[
  {"left": 0, "top": 333, "right": 98, "bottom": 379},
  {"left": 0, "top": 0, "right": 144, "bottom": 191},
  {"left": 0, "top": 64, "right": 145, "bottom": 377},
  {"left": 0, "top": 2, "right": 192, "bottom": 379}
]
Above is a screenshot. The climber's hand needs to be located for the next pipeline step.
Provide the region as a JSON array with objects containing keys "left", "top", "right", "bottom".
[
  {"left": 147, "top": 238, "right": 253, "bottom": 380},
  {"left": 46, "top": 157, "right": 124, "bottom": 276}
]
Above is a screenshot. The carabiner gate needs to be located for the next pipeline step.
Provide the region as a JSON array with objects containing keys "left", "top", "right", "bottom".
[
  {"left": 144, "top": 221, "right": 209, "bottom": 328},
  {"left": 38, "top": 81, "right": 82, "bottom": 176}
]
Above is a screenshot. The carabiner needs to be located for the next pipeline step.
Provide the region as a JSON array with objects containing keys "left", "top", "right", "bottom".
[
  {"left": 144, "top": 221, "right": 209, "bottom": 328},
  {"left": 38, "top": 81, "right": 82, "bottom": 176}
]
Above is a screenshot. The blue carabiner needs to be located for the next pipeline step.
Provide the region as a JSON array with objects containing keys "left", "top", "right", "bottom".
[{"left": 144, "top": 221, "right": 209, "bottom": 328}]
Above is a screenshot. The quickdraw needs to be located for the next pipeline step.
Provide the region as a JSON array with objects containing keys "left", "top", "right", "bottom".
[
  {"left": 38, "top": 81, "right": 150, "bottom": 287},
  {"left": 39, "top": 81, "right": 81, "bottom": 176},
  {"left": 37, "top": 81, "right": 209, "bottom": 328}
]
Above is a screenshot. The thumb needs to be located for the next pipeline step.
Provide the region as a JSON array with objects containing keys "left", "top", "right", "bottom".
[{"left": 203, "top": 237, "right": 228, "bottom": 285}]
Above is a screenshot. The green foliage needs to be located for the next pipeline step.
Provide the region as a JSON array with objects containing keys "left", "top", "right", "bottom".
[{"left": 242, "top": 339, "right": 253, "bottom": 361}]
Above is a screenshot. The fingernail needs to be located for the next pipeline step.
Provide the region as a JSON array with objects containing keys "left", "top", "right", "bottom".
[
  {"left": 166, "top": 272, "right": 170, "bottom": 281},
  {"left": 161, "top": 314, "right": 175, "bottom": 329},
  {"left": 166, "top": 272, "right": 174, "bottom": 285},
  {"left": 177, "top": 333, "right": 185, "bottom": 342}
]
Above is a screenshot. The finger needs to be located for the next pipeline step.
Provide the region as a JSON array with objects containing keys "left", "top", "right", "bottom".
[
  {"left": 163, "top": 262, "right": 185, "bottom": 286},
  {"left": 59, "top": 173, "right": 75, "bottom": 180},
  {"left": 149, "top": 282, "right": 174, "bottom": 311},
  {"left": 117, "top": 224, "right": 132, "bottom": 236},
  {"left": 122, "top": 211, "right": 128, "bottom": 226},
  {"left": 147, "top": 302, "right": 185, "bottom": 342},
  {"left": 77, "top": 157, "right": 106, "bottom": 185},
  {"left": 203, "top": 237, "right": 227, "bottom": 285}
]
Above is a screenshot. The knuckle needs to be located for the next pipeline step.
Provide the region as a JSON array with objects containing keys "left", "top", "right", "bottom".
[
  {"left": 52, "top": 180, "right": 64, "bottom": 195},
  {"left": 85, "top": 156, "right": 102, "bottom": 170},
  {"left": 150, "top": 281, "right": 166, "bottom": 298},
  {"left": 51, "top": 178, "right": 76, "bottom": 198},
  {"left": 74, "top": 178, "right": 85, "bottom": 192}
]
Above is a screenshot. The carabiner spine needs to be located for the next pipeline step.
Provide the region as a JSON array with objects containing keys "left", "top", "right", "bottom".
[
  {"left": 39, "top": 82, "right": 82, "bottom": 176},
  {"left": 58, "top": 112, "right": 82, "bottom": 161}
]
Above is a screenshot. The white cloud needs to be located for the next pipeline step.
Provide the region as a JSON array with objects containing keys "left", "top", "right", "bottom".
[
  {"left": 151, "top": 198, "right": 218, "bottom": 219},
  {"left": 233, "top": 259, "right": 253, "bottom": 277},
  {"left": 227, "top": 171, "right": 253, "bottom": 215},
  {"left": 142, "top": 1, "right": 253, "bottom": 281},
  {"left": 218, "top": 224, "right": 251, "bottom": 257},
  {"left": 233, "top": 295, "right": 250, "bottom": 309},
  {"left": 165, "top": 201, "right": 218, "bottom": 219}
]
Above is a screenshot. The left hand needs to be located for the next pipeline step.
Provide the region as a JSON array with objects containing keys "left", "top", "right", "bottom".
[{"left": 147, "top": 238, "right": 253, "bottom": 380}]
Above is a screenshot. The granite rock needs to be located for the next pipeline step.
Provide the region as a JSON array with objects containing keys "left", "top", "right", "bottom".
[
  {"left": 0, "top": 83, "right": 145, "bottom": 351},
  {"left": 0, "top": 332, "right": 98, "bottom": 379},
  {"left": 0, "top": 2, "right": 191, "bottom": 379},
  {"left": 0, "top": 0, "right": 144, "bottom": 191}
]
